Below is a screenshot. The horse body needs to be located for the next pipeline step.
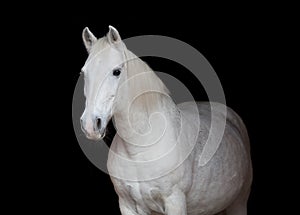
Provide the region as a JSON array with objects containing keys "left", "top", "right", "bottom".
[
  {"left": 108, "top": 102, "right": 252, "bottom": 215},
  {"left": 80, "top": 26, "right": 252, "bottom": 215}
]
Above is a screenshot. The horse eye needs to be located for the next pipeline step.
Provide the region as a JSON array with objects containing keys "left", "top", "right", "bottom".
[{"left": 113, "top": 69, "right": 121, "bottom": 76}]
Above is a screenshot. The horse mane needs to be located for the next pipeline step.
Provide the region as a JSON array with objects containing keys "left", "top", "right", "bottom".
[
  {"left": 89, "top": 37, "right": 110, "bottom": 55},
  {"left": 121, "top": 49, "right": 170, "bottom": 115}
]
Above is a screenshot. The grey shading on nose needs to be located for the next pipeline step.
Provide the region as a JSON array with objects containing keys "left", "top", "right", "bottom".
[
  {"left": 94, "top": 117, "right": 102, "bottom": 132},
  {"left": 80, "top": 118, "right": 86, "bottom": 133}
]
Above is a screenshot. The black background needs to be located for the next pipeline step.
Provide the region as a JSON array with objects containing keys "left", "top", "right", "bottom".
[{"left": 9, "top": 5, "right": 295, "bottom": 214}]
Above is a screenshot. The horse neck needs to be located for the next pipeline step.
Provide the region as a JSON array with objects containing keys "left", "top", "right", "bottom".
[{"left": 113, "top": 52, "right": 181, "bottom": 159}]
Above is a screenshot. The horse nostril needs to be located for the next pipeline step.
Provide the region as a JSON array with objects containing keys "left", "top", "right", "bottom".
[
  {"left": 96, "top": 118, "right": 101, "bottom": 130},
  {"left": 80, "top": 118, "right": 86, "bottom": 133}
]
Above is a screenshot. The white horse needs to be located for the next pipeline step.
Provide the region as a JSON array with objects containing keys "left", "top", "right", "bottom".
[{"left": 80, "top": 26, "right": 252, "bottom": 215}]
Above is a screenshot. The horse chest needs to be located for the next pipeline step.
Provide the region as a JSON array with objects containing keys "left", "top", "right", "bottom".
[{"left": 114, "top": 179, "right": 168, "bottom": 213}]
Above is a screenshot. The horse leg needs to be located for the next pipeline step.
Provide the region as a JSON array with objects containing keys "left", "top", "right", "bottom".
[
  {"left": 225, "top": 199, "right": 247, "bottom": 215},
  {"left": 164, "top": 189, "right": 187, "bottom": 215},
  {"left": 119, "top": 203, "right": 139, "bottom": 215},
  {"left": 215, "top": 210, "right": 227, "bottom": 215},
  {"left": 119, "top": 198, "right": 148, "bottom": 215},
  {"left": 225, "top": 187, "right": 251, "bottom": 215}
]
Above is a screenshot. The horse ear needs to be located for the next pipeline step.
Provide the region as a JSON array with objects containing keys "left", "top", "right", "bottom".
[
  {"left": 82, "top": 27, "right": 97, "bottom": 53},
  {"left": 107, "top": 25, "right": 121, "bottom": 44}
]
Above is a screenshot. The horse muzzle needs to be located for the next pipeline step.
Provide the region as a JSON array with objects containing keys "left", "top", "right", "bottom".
[{"left": 80, "top": 117, "right": 107, "bottom": 141}]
